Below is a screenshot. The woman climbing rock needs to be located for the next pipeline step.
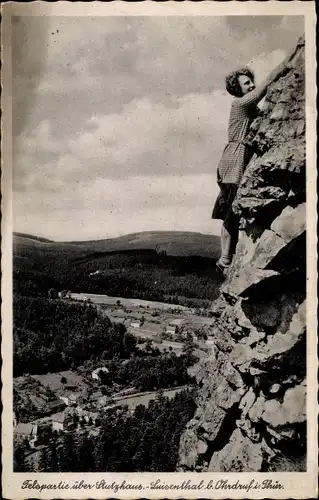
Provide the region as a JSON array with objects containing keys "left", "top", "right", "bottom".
[{"left": 212, "top": 40, "right": 304, "bottom": 278}]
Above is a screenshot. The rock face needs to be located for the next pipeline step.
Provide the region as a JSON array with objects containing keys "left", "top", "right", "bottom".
[{"left": 178, "top": 38, "right": 306, "bottom": 473}]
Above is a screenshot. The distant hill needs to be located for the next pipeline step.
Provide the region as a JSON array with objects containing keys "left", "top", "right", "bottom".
[
  {"left": 13, "top": 230, "right": 220, "bottom": 259},
  {"left": 14, "top": 232, "right": 54, "bottom": 243},
  {"left": 13, "top": 230, "right": 222, "bottom": 307}
]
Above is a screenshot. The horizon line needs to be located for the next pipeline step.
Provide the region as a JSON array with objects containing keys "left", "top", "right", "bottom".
[{"left": 13, "top": 228, "right": 220, "bottom": 244}]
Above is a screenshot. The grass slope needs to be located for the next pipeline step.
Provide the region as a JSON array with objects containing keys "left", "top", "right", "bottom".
[{"left": 13, "top": 230, "right": 220, "bottom": 258}]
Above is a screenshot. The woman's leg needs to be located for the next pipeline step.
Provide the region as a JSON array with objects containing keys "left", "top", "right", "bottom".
[
  {"left": 219, "top": 224, "right": 233, "bottom": 267},
  {"left": 219, "top": 184, "right": 240, "bottom": 266},
  {"left": 213, "top": 183, "right": 239, "bottom": 270}
]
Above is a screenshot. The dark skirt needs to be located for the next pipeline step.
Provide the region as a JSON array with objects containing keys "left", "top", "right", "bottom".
[{"left": 212, "top": 183, "right": 239, "bottom": 234}]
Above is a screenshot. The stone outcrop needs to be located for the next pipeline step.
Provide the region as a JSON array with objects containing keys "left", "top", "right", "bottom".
[{"left": 178, "top": 37, "right": 306, "bottom": 472}]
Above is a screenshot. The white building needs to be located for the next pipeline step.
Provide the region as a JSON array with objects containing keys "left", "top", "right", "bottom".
[
  {"left": 52, "top": 411, "right": 73, "bottom": 432},
  {"left": 59, "top": 392, "right": 79, "bottom": 406},
  {"left": 169, "top": 318, "right": 185, "bottom": 327},
  {"left": 14, "top": 423, "right": 38, "bottom": 448},
  {"left": 166, "top": 325, "right": 176, "bottom": 335}
]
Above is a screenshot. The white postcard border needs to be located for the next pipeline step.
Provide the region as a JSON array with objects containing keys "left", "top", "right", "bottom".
[{"left": 1, "top": 2, "right": 317, "bottom": 499}]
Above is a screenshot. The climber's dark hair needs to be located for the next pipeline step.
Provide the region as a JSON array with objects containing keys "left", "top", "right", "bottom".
[{"left": 225, "top": 68, "right": 255, "bottom": 97}]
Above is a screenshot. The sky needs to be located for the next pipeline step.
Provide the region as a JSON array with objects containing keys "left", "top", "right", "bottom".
[{"left": 12, "top": 15, "right": 304, "bottom": 241}]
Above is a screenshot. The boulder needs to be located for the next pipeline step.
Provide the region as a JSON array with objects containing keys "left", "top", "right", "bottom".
[
  {"left": 262, "top": 381, "right": 306, "bottom": 428},
  {"left": 208, "top": 429, "right": 263, "bottom": 472},
  {"left": 270, "top": 203, "right": 305, "bottom": 242},
  {"left": 178, "top": 426, "right": 200, "bottom": 470}
]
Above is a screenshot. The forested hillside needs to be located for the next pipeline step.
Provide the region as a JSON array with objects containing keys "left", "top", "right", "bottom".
[
  {"left": 15, "top": 389, "right": 197, "bottom": 473},
  {"left": 14, "top": 246, "right": 222, "bottom": 306},
  {"left": 13, "top": 296, "right": 135, "bottom": 376},
  {"left": 13, "top": 296, "right": 196, "bottom": 388}
]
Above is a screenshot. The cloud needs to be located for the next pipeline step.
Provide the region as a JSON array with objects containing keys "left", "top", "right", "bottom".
[
  {"left": 11, "top": 16, "right": 50, "bottom": 137},
  {"left": 13, "top": 173, "right": 220, "bottom": 240},
  {"left": 13, "top": 120, "right": 63, "bottom": 192},
  {"left": 14, "top": 43, "right": 288, "bottom": 195},
  {"left": 248, "top": 49, "right": 288, "bottom": 82},
  {"left": 11, "top": 16, "right": 304, "bottom": 239},
  {"left": 246, "top": 48, "right": 289, "bottom": 109},
  {"left": 68, "top": 91, "right": 230, "bottom": 178},
  {"left": 12, "top": 16, "right": 303, "bottom": 141},
  {"left": 14, "top": 90, "right": 231, "bottom": 193}
]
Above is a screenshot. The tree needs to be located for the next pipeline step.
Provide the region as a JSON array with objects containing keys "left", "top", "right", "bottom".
[
  {"left": 123, "top": 332, "right": 137, "bottom": 355},
  {"left": 132, "top": 449, "right": 145, "bottom": 470},
  {"left": 37, "top": 424, "right": 52, "bottom": 446},
  {"left": 155, "top": 388, "right": 165, "bottom": 406},
  {"left": 13, "top": 440, "right": 28, "bottom": 472},
  {"left": 182, "top": 332, "right": 196, "bottom": 364},
  {"left": 49, "top": 438, "right": 60, "bottom": 472},
  {"left": 76, "top": 432, "right": 95, "bottom": 472},
  {"left": 58, "top": 433, "right": 78, "bottom": 472},
  {"left": 13, "top": 295, "right": 139, "bottom": 376},
  {"left": 36, "top": 389, "right": 197, "bottom": 473},
  {"left": 38, "top": 446, "right": 52, "bottom": 472},
  {"left": 144, "top": 339, "right": 153, "bottom": 353},
  {"left": 72, "top": 413, "right": 79, "bottom": 428},
  {"left": 98, "top": 370, "right": 111, "bottom": 386}
]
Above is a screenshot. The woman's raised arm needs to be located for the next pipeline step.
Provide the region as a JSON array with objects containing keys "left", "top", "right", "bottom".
[{"left": 238, "top": 38, "right": 304, "bottom": 108}]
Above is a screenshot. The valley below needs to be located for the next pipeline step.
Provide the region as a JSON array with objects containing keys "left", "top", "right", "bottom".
[{"left": 13, "top": 278, "right": 214, "bottom": 472}]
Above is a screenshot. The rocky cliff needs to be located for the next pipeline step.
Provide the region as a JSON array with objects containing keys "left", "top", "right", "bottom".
[{"left": 178, "top": 37, "right": 306, "bottom": 472}]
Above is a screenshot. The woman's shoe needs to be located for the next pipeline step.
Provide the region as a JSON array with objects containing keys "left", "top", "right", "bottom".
[{"left": 216, "top": 261, "right": 230, "bottom": 278}]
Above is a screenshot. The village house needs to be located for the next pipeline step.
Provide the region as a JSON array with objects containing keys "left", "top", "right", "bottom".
[
  {"left": 92, "top": 367, "right": 109, "bottom": 381},
  {"left": 89, "top": 389, "right": 104, "bottom": 402},
  {"left": 96, "top": 395, "right": 111, "bottom": 408},
  {"left": 169, "top": 318, "right": 185, "bottom": 327},
  {"left": 110, "top": 317, "right": 126, "bottom": 325},
  {"left": 14, "top": 423, "right": 38, "bottom": 448},
  {"left": 58, "top": 391, "right": 79, "bottom": 407},
  {"left": 83, "top": 411, "right": 99, "bottom": 425},
  {"left": 43, "top": 400, "right": 66, "bottom": 416},
  {"left": 165, "top": 325, "right": 176, "bottom": 336},
  {"left": 52, "top": 410, "right": 74, "bottom": 432}
]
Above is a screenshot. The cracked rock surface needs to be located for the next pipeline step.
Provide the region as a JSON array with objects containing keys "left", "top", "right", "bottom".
[{"left": 178, "top": 37, "right": 306, "bottom": 473}]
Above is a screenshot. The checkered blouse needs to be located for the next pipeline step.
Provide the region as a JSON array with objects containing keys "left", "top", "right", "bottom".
[{"left": 217, "top": 86, "right": 266, "bottom": 185}]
